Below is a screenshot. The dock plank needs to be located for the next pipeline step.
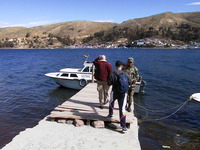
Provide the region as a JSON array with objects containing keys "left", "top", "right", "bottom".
[{"left": 48, "top": 83, "right": 134, "bottom": 125}]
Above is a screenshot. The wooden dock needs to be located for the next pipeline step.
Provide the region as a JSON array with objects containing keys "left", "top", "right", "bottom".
[{"left": 48, "top": 83, "right": 134, "bottom": 127}]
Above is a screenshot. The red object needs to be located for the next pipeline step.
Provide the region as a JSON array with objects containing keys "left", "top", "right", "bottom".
[{"left": 93, "top": 58, "right": 113, "bottom": 82}]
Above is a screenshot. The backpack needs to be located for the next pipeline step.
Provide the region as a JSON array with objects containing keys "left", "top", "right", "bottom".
[{"left": 117, "top": 73, "right": 129, "bottom": 93}]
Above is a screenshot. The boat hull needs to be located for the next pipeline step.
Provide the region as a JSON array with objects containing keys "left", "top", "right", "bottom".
[
  {"left": 52, "top": 78, "right": 143, "bottom": 92},
  {"left": 45, "top": 72, "right": 89, "bottom": 90},
  {"left": 134, "top": 80, "right": 146, "bottom": 94},
  {"left": 135, "top": 83, "right": 140, "bottom": 93},
  {"left": 52, "top": 78, "right": 87, "bottom": 90}
]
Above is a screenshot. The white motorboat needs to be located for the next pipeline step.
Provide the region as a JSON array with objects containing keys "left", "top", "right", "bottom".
[
  {"left": 45, "top": 61, "right": 145, "bottom": 92},
  {"left": 45, "top": 61, "right": 94, "bottom": 90}
]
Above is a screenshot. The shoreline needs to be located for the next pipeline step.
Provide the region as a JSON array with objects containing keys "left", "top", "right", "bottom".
[{"left": 0, "top": 47, "right": 199, "bottom": 50}]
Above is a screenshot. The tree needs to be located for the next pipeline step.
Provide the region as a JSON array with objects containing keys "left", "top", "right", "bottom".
[
  {"left": 48, "top": 33, "right": 54, "bottom": 38},
  {"left": 2, "top": 41, "right": 14, "bottom": 48},
  {"left": 48, "top": 39, "right": 54, "bottom": 45},
  {"left": 25, "top": 32, "right": 30, "bottom": 38}
]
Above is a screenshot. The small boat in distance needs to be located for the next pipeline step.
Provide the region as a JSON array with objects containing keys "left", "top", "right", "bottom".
[
  {"left": 45, "top": 61, "right": 145, "bottom": 93},
  {"left": 45, "top": 61, "right": 94, "bottom": 90}
]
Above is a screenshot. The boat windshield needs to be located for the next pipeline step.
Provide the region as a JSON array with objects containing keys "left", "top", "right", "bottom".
[{"left": 82, "top": 66, "right": 92, "bottom": 73}]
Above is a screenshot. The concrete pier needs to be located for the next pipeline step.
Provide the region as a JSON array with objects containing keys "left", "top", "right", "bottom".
[{"left": 2, "top": 83, "right": 141, "bottom": 150}]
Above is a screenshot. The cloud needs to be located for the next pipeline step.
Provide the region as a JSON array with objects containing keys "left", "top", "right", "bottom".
[
  {"left": 94, "top": 20, "right": 114, "bottom": 23},
  {"left": 13, "top": 20, "right": 60, "bottom": 27},
  {"left": 187, "top": 2, "right": 200, "bottom": 5},
  {"left": 0, "top": 20, "right": 60, "bottom": 28},
  {"left": 0, "top": 21, "right": 11, "bottom": 28}
]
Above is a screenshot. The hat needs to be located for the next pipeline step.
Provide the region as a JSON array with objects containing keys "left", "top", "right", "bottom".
[
  {"left": 99, "top": 55, "right": 106, "bottom": 61},
  {"left": 127, "top": 57, "right": 134, "bottom": 63},
  {"left": 115, "top": 60, "right": 123, "bottom": 67}
]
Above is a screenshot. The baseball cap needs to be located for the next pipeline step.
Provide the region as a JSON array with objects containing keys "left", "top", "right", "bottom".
[
  {"left": 127, "top": 57, "right": 134, "bottom": 63},
  {"left": 115, "top": 60, "right": 123, "bottom": 67}
]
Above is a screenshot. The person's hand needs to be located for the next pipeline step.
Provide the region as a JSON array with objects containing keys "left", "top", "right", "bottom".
[{"left": 131, "top": 84, "right": 136, "bottom": 87}]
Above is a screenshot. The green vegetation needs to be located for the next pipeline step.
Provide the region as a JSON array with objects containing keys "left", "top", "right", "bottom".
[
  {"left": 82, "top": 23, "right": 200, "bottom": 46},
  {"left": 25, "top": 32, "right": 30, "bottom": 38},
  {"left": 0, "top": 40, "right": 14, "bottom": 48},
  {"left": 56, "top": 35, "right": 75, "bottom": 45}
]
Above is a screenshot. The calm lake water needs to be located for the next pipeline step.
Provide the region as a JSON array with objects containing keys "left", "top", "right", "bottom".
[{"left": 0, "top": 48, "right": 199, "bottom": 149}]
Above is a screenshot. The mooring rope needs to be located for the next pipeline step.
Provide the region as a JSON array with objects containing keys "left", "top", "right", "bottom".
[
  {"left": 134, "top": 99, "right": 191, "bottom": 121},
  {"left": 134, "top": 99, "right": 189, "bottom": 113}
]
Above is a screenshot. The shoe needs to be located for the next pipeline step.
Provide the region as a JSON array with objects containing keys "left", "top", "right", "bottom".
[
  {"left": 99, "top": 106, "right": 103, "bottom": 109},
  {"left": 103, "top": 99, "right": 109, "bottom": 105},
  {"left": 106, "top": 114, "right": 113, "bottom": 118},
  {"left": 121, "top": 128, "right": 127, "bottom": 133},
  {"left": 126, "top": 107, "right": 132, "bottom": 112},
  {"left": 126, "top": 104, "right": 132, "bottom": 112}
]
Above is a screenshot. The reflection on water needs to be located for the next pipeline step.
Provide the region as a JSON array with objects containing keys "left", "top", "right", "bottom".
[{"left": 48, "top": 87, "right": 78, "bottom": 104}]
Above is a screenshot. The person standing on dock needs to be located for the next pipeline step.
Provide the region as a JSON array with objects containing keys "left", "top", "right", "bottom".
[
  {"left": 124, "top": 57, "right": 139, "bottom": 112},
  {"left": 107, "top": 60, "right": 131, "bottom": 133},
  {"left": 93, "top": 55, "right": 113, "bottom": 109}
]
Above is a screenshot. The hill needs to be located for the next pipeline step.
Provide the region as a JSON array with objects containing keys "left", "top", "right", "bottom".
[
  {"left": 32, "top": 21, "right": 118, "bottom": 39},
  {"left": 133, "top": 12, "right": 200, "bottom": 29},
  {"left": 0, "top": 12, "right": 199, "bottom": 48},
  {"left": 84, "top": 12, "right": 200, "bottom": 47}
]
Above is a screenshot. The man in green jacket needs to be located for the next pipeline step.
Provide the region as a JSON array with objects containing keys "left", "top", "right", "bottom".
[{"left": 123, "top": 57, "right": 139, "bottom": 112}]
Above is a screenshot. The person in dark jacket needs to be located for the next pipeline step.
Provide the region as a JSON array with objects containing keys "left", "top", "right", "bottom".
[
  {"left": 93, "top": 55, "right": 113, "bottom": 109},
  {"left": 107, "top": 60, "right": 131, "bottom": 133}
]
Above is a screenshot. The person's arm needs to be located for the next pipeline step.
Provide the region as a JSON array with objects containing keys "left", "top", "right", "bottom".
[
  {"left": 107, "top": 73, "right": 114, "bottom": 86},
  {"left": 93, "top": 57, "right": 100, "bottom": 64},
  {"left": 135, "top": 67, "right": 139, "bottom": 81},
  {"left": 125, "top": 72, "right": 132, "bottom": 85},
  {"left": 107, "top": 63, "right": 113, "bottom": 75}
]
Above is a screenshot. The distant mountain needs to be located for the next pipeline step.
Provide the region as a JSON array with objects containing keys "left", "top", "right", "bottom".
[
  {"left": 0, "top": 27, "right": 34, "bottom": 39},
  {"left": 0, "top": 21, "right": 117, "bottom": 39},
  {"left": 84, "top": 12, "right": 200, "bottom": 45},
  {"left": 126, "top": 11, "right": 200, "bottom": 30},
  {"left": 0, "top": 12, "right": 199, "bottom": 48},
  {"left": 32, "top": 21, "right": 118, "bottom": 39}
]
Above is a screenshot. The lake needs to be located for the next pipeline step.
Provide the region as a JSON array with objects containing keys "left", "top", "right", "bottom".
[{"left": 0, "top": 48, "right": 199, "bottom": 149}]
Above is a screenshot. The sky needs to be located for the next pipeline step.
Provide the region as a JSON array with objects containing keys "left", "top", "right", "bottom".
[{"left": 0, "top": 0, "right": 199, "bottom": 28}]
